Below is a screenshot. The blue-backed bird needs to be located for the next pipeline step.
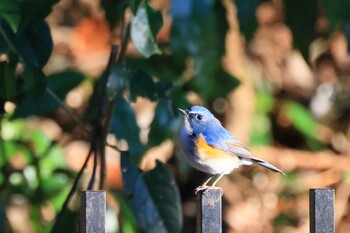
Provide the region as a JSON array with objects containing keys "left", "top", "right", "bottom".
[{"left": 178, "top": 106, "right": 284, "bottom": 193}]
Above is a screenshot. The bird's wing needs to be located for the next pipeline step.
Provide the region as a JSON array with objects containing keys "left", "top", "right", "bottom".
[
  {"left": 208, "top": 139, "right": 284, "bottom": 174},
  {"left": 209, "top": 139, "right": 256, "bottom": 160}
]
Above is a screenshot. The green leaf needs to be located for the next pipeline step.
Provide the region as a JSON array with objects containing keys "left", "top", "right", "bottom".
[
  {"left": 107, "top": 64, "right": 130, "bottom": 100},
  {"left": 148, "top": 100, "right": 180, "bottom": 147},
  {"left": 26, "top": 130, "right": 51, "bottom": 156},
  {"left": 284, "top": 101, "right": 317, "bottom": 138},
  {"left": 131, "top": 1, "right": 163, "bottom": 58},
  {"left": 13, "top": 69, "right": 84, "bottom": 118},
  {"left": 100, "top": 0, "right": 126, "bottom": 29},
  {"left": 171, "top": 0, "right": 238, "bottom": 103},
  {"left": 0, "top": 97, "right": 5, "bottom": 114},
  {"left": 128, "top": 0, "right": 142, "bottom": 14},
  {"left": 171, "top": 0, "right": 227, "bottom": 57},
  {"left": 284, "top": 0, "right": 317, "bottom": 59},
  {"left": 250, "top": 91, "right": 274, "bottom": 146},
  {"left": 12, "top": 68, "right": 46, "bottom": 118},
  {"left": 321, "top": 0, "right": 350, "bottom": 52},
  {"left": 15, "top": 20, "right": 53, "bottom": 68},
  {"left": 1, "top": 116, "right": 28, "bottom": 139},
  {"left": 46, "top": 70, "right": 85, "bottom": 98},
  {"left": 111, "top": 95, "right": 143, "bottom": 162},
  {"left": 0, "top": 19, "right": 53, "bottom": 68},
  {"left": 40, "top": 174, "right": 69, "bottom": 200},
  {"left": 0, "top": 140, "right": 17, "bottom": 165},
  {"left": 146, "top": 3, "right": 162, "bottom": 39},
  {"left": 49, "top": 184, "right": 70, "bottom": 213},
  {"left": 186, "top": 68, "right": 239, "bottom": 102},
  {"left": 211, "top": 70, "right": 239, "bottom": 100},
  {"left": 321, "top": 0, "right": 350, "bottom": 32},
  {"left": 235, "top": 0, "right": 258, "bottom": 41},
  {"left": 250, "top": 114, "right": 272, "bottom": 146},
  {"left": 0, "top": 120, "right": 33, "bottom": 163},
  {"left": 0, "top": 23, "right": 11, "bottom": 54},
  {"left": 121, "top": 153, "right": 182, "bottom": 233},
  {"left": 0, "top": 61, "right": 16, "bottom": 101},
  {"left": 20, "top": 67, "right": 46, "bottom": 93},
  {"left": 345, "top": 20, "right": 350, "bottom": 54},
  {"left": 112, "top": 191, "right": 139, "bottom": 233},
  {"left": 51, "top": 209, "right": 79, "bottom": 233},
  {"left": 40, "top": 145, "right": 67, "bottom": 174},
  {"left": 129, "top": 69, "right": 157, "bottom": 101},
  {"left": 169, "top": 86, "right": 190, "bottom": 109},
  {"left": 30, "top": 205, "right": 51, "bottom": 233},
  {"left": 273, "top": 213, "right": 299, "bottom": 228},
  {"left": 143, "top": 161, "right": 182, "bottom": 233},
  {"left": 122, "top": 153, "right": 167, "bottom": 233},
  {"left": 126, "top": 55, "right": 186, "bottom": 81},
  {"left": 0, "top": 202, "right": 11, "bottom": 233},
  {"left": 19, "top": 0, "right": 59, "bottom": 30},
  {"left": 255, "top": 91, "right": 275, "bottom": 113},
  {"left": 0, "top": 0, "right": 21, "bottom": 32},
  {"left": 284, "top": 101, "right": 326, "bottom": 150}
]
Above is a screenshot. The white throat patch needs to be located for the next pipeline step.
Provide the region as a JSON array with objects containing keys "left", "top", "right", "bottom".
[{"left": 184, "top": 117, "right": 193, "bottom": 135}]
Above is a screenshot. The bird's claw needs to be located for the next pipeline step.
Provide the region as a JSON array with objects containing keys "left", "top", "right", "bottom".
[{"left": 194, "top": 185, "right": 210, "bottom": 194}]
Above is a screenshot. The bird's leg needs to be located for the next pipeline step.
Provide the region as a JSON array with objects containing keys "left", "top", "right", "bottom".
[
  {"left": 202, "top": 176, "right": 214, "bottom": 186},
  {"left": 195, "top": 176, "right": 213, "bottom": 194},
  {"left": 210, "top": 173, "right": 224, "bottom": 186},
  {"left": 195, "top": 173, "right": 226, "bottom": 194}
]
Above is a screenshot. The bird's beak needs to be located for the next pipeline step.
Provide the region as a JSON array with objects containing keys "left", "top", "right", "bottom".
[{"left": 178, "top": 108, "right": 189, "bottom": 116}]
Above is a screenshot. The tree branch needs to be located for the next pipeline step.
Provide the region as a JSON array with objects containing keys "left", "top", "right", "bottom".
[
  {"left": 97, "top": 45, "right": 119, "bottom": 189},
  {"left": 98, "top": 11, "right": 131, "bottom": 189}
]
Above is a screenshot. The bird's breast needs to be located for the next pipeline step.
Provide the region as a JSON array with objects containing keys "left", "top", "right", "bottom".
[
  {"left": 194, "top": 134, "right": 241, "bottom": 174},
  {"left": 179, "top": 127, "right": 240, "bottom": 174}
]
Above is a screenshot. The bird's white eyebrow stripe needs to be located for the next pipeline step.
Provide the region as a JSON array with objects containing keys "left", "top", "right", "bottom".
[{"left": 188, "top": 111, "right": 202, "bottom": 115}]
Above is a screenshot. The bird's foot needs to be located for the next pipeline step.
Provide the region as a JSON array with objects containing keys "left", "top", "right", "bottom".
[{"left": 194, "top": 185, "right": 210, "bottom": 194}]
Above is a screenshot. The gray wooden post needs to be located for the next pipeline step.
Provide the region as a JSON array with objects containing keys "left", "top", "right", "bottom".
[
  {"left": 309, "top": 188, "right": 335, "bottom": 233},
  {"left": 196, "top": 187, "right": 223, "bottom": 233},
  {"left": 80, "top": 191, "right": 106, "bottom": 233}
]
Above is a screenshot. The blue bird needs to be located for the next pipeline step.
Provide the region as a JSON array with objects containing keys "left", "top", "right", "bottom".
[{"left": 178, "top": 106, "right": 284, "bottom": 193}]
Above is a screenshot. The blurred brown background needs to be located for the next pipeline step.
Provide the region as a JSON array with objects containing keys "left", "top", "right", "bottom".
[{"left": 2, "top": 0, "right": 350, "bottom": 232}]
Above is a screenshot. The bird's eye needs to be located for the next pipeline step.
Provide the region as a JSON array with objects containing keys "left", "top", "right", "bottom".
[{"left": 196, "top": 114, "right": 203, "bottom": 121}]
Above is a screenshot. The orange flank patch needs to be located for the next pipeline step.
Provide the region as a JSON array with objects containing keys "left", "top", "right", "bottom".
[{"left": 196, "top": 134, "right": 232, "bottom": 159}]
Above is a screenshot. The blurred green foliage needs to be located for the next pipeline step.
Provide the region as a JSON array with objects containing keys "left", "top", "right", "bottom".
[
  {"left": 0, "top": 116, "right": 74, "bottom": 232},
  {"left": 235, "top": 0, "right": 259, "bottom": 41},
  {"left": 284, "top": 0, "right": 317, "bottom": 59},
  {"left": 13, "top": 70, "right": 85, "bottom": 118},
  {"left": 322, "top": 0, "right": 350, "bottom": 53},
  {"left": 250, "top": 91, "right": 274, "bottom": 146}
]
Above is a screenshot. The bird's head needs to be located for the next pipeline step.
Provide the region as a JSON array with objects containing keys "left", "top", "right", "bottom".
[{"left": 179, "top": 106, "right": 220, "bottom": 134}]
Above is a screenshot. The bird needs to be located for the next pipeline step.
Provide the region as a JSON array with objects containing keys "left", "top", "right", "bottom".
[{"left": 178, "top": 106, "right": 284, "bottom": 193}]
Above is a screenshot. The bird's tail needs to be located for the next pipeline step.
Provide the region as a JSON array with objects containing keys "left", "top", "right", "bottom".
[{"left": 253, "top": 159, "right": 285, "bottom": 175}]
